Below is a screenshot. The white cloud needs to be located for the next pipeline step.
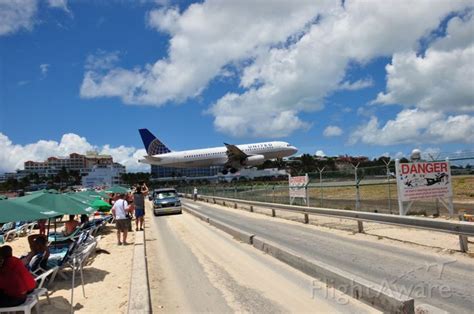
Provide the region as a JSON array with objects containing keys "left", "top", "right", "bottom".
[
  {"left": 79, "top": 0, "right": 471, "bottom": 138},
  {"left": 0, "top": 133, "right": 148, "bottom": 173},
  {"left": 349, "top": 109, "right": 474, "bottom": 145},
  {"left": 47, "top": 0, "right": 71, "bottom": 15},
  {"left": 374, "top": 13, "right": 474, "bottom": 112},
  {"left": 40, "top": 63, "right": 50, "bottom": 78},
  {"left": 0, "top": 0, "right": 37, "bottom": 36},
  {"left": 209, "top": 1, "right": 469, "bottom": 137},
  {"left": 315, "top": 150, "right": 326, "bottom": 157},
  {"left": 81, "top": 1, "right": 330, "bottom": 106},
  {"left": 323, "top": 125, "right": 343, "bottom": 137},
  {"left": 338, "top": 78, "right": 374, "bottom": 91}
]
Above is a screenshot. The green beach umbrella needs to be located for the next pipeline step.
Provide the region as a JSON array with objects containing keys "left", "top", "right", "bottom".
[
  {"left": 0, "top": 199, "right": 59, "bottom": 223},
  {"left": 90, "top": 199, "right": 112, "bottom": 212},
  {"left": 104, "top": 186, "right": 130, "bottom": 194},
  {"left": 78, "top": 190, "right": 111, "bottom": 200},
  {"left": 15, "top": 190, "right": 93, "bottom": 215}
]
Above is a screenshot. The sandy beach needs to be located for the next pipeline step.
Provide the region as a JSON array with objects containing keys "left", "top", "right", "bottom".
[{"left": 7, "top": 222, "right": 135, "bottom": 313}]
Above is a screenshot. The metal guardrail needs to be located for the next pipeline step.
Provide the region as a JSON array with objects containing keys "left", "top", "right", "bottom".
[{"left": 186, "top": 194, "right": 473, "bottom": 252}]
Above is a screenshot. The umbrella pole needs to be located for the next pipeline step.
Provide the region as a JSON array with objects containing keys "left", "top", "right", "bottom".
[
  {"left": 47, "top": 219, "right": 51, "bottom": 237},
  {"left": 54, "top": 218, "right": 57, "bottom": 242}
]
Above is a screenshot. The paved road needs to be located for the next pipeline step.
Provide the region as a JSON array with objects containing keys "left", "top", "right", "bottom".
[
  {"left": 183, "top": 199, "right": 474, "bottom": 313},
  {"left": 146, "top": 204, "right": 377, "bottom": 313}
]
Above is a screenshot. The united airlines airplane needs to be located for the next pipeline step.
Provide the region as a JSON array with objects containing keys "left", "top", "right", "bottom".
[{"left": 138, "top": 129, "right": 298, "bottom": 174}]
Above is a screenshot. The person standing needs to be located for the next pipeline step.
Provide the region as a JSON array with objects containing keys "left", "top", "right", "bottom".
[
  {"left": 193, "top": 187, "right": 198, "bottom": 201},
  {"left": 37, "top": 219, "right": 47, "bottom": 236},
  {"left": 133, "top": 185, "right": 145, "bottom": 231},
  {"left": 112, "top": 194, "right": 131, "bottom": 245}
]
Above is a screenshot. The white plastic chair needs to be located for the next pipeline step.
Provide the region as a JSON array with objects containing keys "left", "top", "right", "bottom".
[
  {"left": 68, "top": 240, "right": 97, "bottom": 313},
  {"left": 0, "top": 292, "right": 40, "bottom": 314}
]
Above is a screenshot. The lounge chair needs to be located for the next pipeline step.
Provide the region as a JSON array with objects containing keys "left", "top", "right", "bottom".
[
  {"left": 4, "top": 222, "right": 29, "bottom": 241},
  {"left": 47, "top": 227, "right": 82, "bottom": 243}
]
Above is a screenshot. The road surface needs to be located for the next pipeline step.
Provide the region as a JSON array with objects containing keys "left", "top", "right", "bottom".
[
  {"left": 182, "top": 199, "right": 474, "bottom": 313},
  {"left": 145, "top": 203, "right": 378, "bottom": 313}
]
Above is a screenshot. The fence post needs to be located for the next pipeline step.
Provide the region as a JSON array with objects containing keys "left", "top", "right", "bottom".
[
  {"left": 272, "top": 185, "right": 275, "bottom": 203},
  {"left": 304, "top": 213, "right": 309, "bottom": 224},
  {"left": 250, "top": 205, "right": 254, "bottom": 212},
  {"left": 352, "top": 163, "right": 361, "bottom": 213},
  {"left": 383, "top": 159, "right": 392, "bottom": 214},
  {"left": 459, "top": 235, "right": 469, "bottom": 252},
  {"left": 317, "top": 167, "right": 325, "bottom": 207},
  {"left": 271, "top": 208, "right": 276, "bottom": 217}
]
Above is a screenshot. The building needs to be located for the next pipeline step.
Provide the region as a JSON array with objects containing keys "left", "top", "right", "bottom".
[
  {"left": 81, "top": 163, "right": 126, "bottom": 188},
  {"left": 24, "top": 151, "right": 114, "bottom": 176},
  {"left": 151, "top": 165, "right": 223, "bottom": 178}
]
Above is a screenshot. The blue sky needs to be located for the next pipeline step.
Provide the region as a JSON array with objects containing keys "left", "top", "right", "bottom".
[{"left": 1, "top": 1, "right": 473, "bottom": 172}]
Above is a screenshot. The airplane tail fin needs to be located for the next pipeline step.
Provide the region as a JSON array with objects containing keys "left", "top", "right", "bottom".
[{"left": 138, "top": 128, "right": 171, "bottom": 155}]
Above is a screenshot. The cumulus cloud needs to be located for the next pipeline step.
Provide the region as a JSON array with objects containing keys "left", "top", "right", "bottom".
[
  {"left": 79, "top": 0, "right": 471, "bottom": 138},
  {"left": 323, "top": 125, "right": 343, "bottom": 137},
  {"left": 315, "top": 150, "right": 326, "bottom": 157},
  {"left": 349, "top": 109, "right": 474, "bottom": 145},
  {"left": 81, "top": 1, "right": 329, "bottom": 106},
  {"left": 0, "top": 0, "right": 37, "bottom": 36},
  {"left": 0, "top": 133, "right": 149, "bottom": 173},
  {"left": 374, "top": 13, "right": 474, "bottom": 112}
]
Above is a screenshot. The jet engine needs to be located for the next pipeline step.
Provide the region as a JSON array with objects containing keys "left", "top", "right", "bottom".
[{"left": 242, "top": 154, "right": 265, "bottom": 166}]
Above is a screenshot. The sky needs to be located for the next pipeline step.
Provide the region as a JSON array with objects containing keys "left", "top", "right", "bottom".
[{"left": 0, "top": 0, "right": 473, "bottom": 173}]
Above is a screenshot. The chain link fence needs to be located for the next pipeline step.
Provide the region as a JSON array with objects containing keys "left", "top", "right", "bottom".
[{"left": 180, "top": 159, "right": 473, "bottom": 216}]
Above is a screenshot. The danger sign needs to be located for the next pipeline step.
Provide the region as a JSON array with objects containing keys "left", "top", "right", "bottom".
[
  {"left": 396, "top": 161, "right": 452, "bottom": 202},
  {"left": 289, "top": 175, "right": 308, "bottom": 199}
]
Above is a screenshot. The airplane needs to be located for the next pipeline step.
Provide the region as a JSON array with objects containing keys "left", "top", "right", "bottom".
[{"left": 138, "top": 128, "right": 298, "bottom": 175}]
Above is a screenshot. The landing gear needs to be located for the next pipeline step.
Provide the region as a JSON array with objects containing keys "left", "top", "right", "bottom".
[{"left": 221, "top": 168, "right": 237, "bottom": 175}]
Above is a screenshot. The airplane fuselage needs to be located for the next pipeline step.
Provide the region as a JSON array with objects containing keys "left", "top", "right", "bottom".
[{"left": 140, "top": 141, "right": 297, "bottom": 168}]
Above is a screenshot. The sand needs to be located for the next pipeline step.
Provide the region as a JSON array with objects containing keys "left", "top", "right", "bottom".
[{"left": 5, "top": 222, "right": 135, "bottom": 313}]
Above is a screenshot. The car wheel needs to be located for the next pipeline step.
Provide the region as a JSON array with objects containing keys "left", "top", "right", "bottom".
[{"left": 153, "top": 211, "right": 158, "bottom": 216}]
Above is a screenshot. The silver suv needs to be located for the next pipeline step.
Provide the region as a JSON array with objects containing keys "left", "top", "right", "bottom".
[{"left": 152, "top": 188, "right": 182, "bottom": 216}]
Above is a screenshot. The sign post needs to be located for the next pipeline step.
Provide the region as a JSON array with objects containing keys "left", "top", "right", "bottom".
[
  {"left": 289, "top": 174, "right": 309, "bottom": 205},
  {"left": 395, "top": 159, "right": 453, "bottom": 216}
]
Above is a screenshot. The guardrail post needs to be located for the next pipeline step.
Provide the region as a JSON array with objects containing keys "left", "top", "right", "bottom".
[
  {"left": 304, "top": 213, "right": 309, "bottom": 224},
  {"left": 357, "top": 221, "right": 364, "bottom": 233},
  {"left": 271, "top": 209, "right": 276, "bottom": 217},
  {"left": 234, "top": 202, "right": 238, "bottom": 209},
  {"left": 459, "top": 235, "right": 469, "bottom": 252},
  {"left": 250, "top": 205, "right": 253, "bottom": 212}
]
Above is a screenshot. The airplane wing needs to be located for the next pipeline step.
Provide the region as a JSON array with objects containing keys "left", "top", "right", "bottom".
[{"left": 224, "top": 143, "right": 248, "bottom": 164}]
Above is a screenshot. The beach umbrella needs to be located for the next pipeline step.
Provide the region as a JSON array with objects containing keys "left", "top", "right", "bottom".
[
  {"left": 15, "top": 190, "right": 94, "bottom": 215},
  {"left": 90, "top": 199, "right": 112, "bottom": 212},
  {"left": 77, "top": 190, "right": 110, "bottom": 200},
  {"left": 0, "top": 198, "right": 59, "bottom": 223},
  {"left": 104, "top": 186, "right": 130, "bottom": 194}
]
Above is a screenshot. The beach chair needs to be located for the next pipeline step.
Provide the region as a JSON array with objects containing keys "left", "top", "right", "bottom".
[
  {"left": 68, "top": 240, "right": 98, "bottom": 313},
  {"left": 4, "top": 222, "right": 28, "bottom": 241},
  {"left": 47, "top": 227, "right": 82, "bottom": 243},
  {"left": 0, "top": 267, "right": 55, "bottom": 314},
  {"left": 26, "top": 222, "right": 38, "bottom": 235}
]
